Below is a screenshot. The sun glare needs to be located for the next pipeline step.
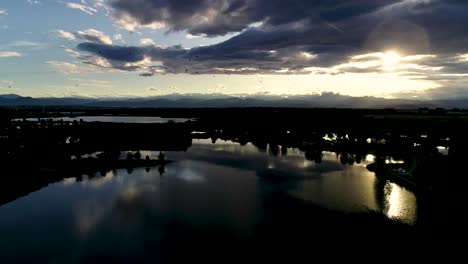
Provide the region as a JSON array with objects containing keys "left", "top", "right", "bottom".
[{"left": 382, "top": 50, "right": 401, "bottom": 71}]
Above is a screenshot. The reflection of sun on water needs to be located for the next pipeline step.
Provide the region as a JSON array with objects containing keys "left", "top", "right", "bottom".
[
  {"left": 384, "top": 182, "right": 417, "bottom": 224},
  {"left": 386, "top": 183, "right": 402, "bottom": 217},
  {"left": 382, "top": 50, "right": 401, "bottom": 71}
]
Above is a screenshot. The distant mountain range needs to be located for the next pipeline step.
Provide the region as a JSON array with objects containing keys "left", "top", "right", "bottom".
[{"left": 1, "top": 93, "right": 467, "bottom": 109}]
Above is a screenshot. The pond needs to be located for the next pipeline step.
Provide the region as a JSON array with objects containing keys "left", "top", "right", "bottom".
[
  {"left": 0, "top": 139, "right": 418, "bottom": 262},
  {"left": 14, "top": 116, "right": 192, "bottom": 123}
]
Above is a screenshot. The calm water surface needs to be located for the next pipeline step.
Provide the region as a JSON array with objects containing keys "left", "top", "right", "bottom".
[{"left": 0, "top": 139, "right": 417, "bottom": 262}]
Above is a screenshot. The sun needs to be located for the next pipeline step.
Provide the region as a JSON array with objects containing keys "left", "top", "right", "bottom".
[{"left": 382, "top": 50, "right": 401, "bottom": 71}]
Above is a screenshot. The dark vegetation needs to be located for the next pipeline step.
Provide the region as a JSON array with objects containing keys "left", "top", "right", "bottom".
[{"left": 1, "top": 106, "right": 467, "bottom": 253}]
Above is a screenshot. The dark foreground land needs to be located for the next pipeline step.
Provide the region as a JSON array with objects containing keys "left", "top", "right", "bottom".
[{"left": 1, "top": 107, "right": 467, "bottom": 260}]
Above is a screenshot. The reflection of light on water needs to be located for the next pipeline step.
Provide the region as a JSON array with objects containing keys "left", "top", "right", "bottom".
[
  {"left": 292, "top": 160, "right": 314, "bottom": 169},
  {"left": 323, "top": 133, "right": 337, "bottom": 141},
  {"left": 386, "top": 183, "right": 402, "bottom": 218},
  {"left": 385, "top": 158, "right": 404, "bottom": 164},
  {"left": 437, "top": 146, "right": 449, "bottom": 156},
  {"left": 384, "top": 182, "right": 417, "bottom": 224},
  {"left": 365, "top": 154, "right": 375, "bottom": 163}
]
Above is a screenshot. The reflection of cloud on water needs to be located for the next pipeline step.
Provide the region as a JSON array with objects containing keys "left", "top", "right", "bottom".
[
  {"left": 175, "top": 166, "right": 205, "bottom": 183},
  {"left": 66, "top": 139, "right": 418, "bottom": 237},
  {"left": 169, "top": 140, "right": 419, "bottom": 222},
  {"left": 63, "top": 177, "right": 76, "bottom": 186},
  {"left": 79, "top": 171, "right": 121, "bottom": 189},
  {"left": 169, "top": 144, "right": 345, "bottom": 180},
  {"left": 168, "top": 142, "right": 415, "bottom": 220},
  {"left": 74, "top": 199, "right": 109, "bottom": 238},
  {"left": 289, "top": 166, "right": 379, "bottom": 213},
  {"left": 121, "top": 183, "right": 142, "bottom": 201},
  {"left": 109, "top": 161, "right": 261, "bottom": 234}
]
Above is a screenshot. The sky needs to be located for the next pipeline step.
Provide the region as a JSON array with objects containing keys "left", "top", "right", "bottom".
[{"left": 0, "top": 0, "right": 467, "bottom": 99}]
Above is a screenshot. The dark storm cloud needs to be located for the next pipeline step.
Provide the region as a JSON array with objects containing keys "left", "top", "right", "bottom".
[
  {"left": 75, "top": 0, "right": 468, "bottom": 76},
  {"left": 77, "top": 39, "right": 329, "bottom": 75},
  {"left": 108, "top": 0, "right": 398, "bottom": 36},
  {"left": 78, "top": 42, "right": 146, "bottom": 62}
]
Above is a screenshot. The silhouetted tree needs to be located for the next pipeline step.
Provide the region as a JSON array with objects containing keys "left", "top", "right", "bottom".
[
  {"left": 269, "top": 144, "right": 280, "bottom": 156},
  {"left": 134, "top": 151, "right": 141, "bottom": 160},
  {"left": 158, "top": 151, "right": 165, "bottom": 162},
  {"left": 281, "top": 146, "right": 288, "bottom": 156},
  {"left": 305, "top": 150, "right": 322, "bottom": 163}
]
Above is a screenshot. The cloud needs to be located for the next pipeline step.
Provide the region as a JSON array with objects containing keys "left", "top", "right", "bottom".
[
  {"left": 46, "top": 60, "right": 102, "bottom": 74},
  {"left": 10, "top": 41, "right": 41, "bottom": 47},
  {"left": 139, "top": 38, "right": 155, "bottom": 45},
  {"left": 0, "top": 80, "right": 14, "bottom": 89},
  {"left": 0, "top": 51, "right": 21, "bottom": 57},
  {"left": 54, "top": 30, "right": 76, "bottom": 40},
  {"left": 78, "top": 42, "right": 145, "bottom": 62},
  {"left": 113, "top": 13, "right": 164, "bottom": 32},
  {"left": 0, "top": 9, "right": 7, "bottom": 16},
  {"left": 61, "top": 45, "right": 82, "bottom": 57},
  {"left": 186, "top": 33, "right": 206, "bottom": 39},
  {"left": 86, "top": 0, "right": 108, "bottom": 11},
  {"left": 46, "top": 61, "right": 80, "bottom": 74},
  {"left": 54, "top": 29, "right": 112, "bottom": 44},
  {"left": 1, "top": 41, "right": 46, "bottom": 50},
  {"left": 66, "top": 2, "right": 97, "bottom": 15},
  {"left": 76, "top": 41, "right": 322, "bottom": 76},
  {"left": 68, "top": 77, "right": 111, "bottom": 88},
  {"left": 107, "top": 0, "right": 398, "bottom": 36},
  {"left": 113, "top": 33, "right": 122, "bottom": 41},
  {"left": 68, "top": 0, "right": 468, "bottom": 92},
  {"left": 75, "top": 29, "right": 112, "bottom": 45},
  {"left": 27, "top": 0, "right": 41, "bottom": 5},
  {"left": 102, "top": 1, "right": 468, "bottom": 55}
]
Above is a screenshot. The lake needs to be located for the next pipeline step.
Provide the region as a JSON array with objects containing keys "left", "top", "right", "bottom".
[
  {"left": 0, "top": 139, "right": 418, "bottom": 262},
  {"left": 15, "top": 116, "right": 192, "bottom": 123}
]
